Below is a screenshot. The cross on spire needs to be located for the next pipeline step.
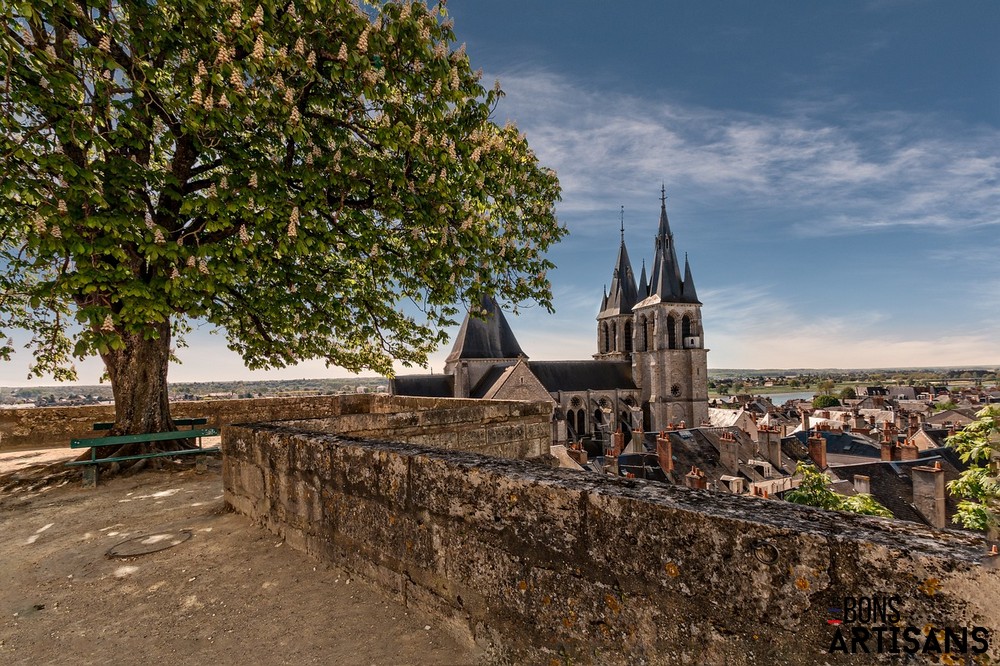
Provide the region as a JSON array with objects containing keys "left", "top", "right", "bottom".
[
  {"left": 619, "top": 205, "right": 625, "bottom": 243},
  {"left": 660, "top": 183, "right": 667, "bottom": 206}
]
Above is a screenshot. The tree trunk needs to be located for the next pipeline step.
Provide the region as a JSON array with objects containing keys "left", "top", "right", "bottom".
[{"left": 102, "top": 320, "right": 174, "bottom": 436}]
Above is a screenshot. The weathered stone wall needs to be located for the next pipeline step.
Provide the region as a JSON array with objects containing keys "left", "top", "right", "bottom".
[
  {"left": 0, "top": 394, "right": 550, "bottom": 459},
  {"left": 284, "top": 398, "right": 551, "bottom": 460},
  {"left": 223, "top": 422, "right": 1000, "bottom": 665}
]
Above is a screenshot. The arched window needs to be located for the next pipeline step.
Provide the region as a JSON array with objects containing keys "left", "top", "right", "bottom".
[
  {"left": 682, "top": 315, "right": 692, "bottom": 343},
  {"left": 601, "top": 322, "right": 610, "bottom": 353},
  {"left": 646, "top": 316, "right": 655, "bottom": 351},
  {"left": 593, "top": 408, "right": 604, "bottom": 425},
  {"left": 667, "top": 315, "right": 677, "bottom": 349},
  {"left": 637, "top": 316, "right": 647, "bottom": 351},
  {"left": 624, "top": 321, "right": 633, "bottom": 353},
  {"left": 576, "top": 409, "right": 586, "bottom": 435},
  {"left": 610, "top": 323, "right": 617, "bottom": 351}
]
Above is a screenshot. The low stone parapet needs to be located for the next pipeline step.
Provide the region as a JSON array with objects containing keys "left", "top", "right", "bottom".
[{"left": 223, "top": 421, "right": 1000, "bottom": 665}]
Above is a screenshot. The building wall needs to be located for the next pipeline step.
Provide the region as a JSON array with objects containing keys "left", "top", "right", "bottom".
[{"left": 223, "top": 422, "right": 1000, "bottom": 665}]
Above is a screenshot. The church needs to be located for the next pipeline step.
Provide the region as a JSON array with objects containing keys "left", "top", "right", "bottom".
[{"left": 391, "top": 189, "right": 709, "bottom": 442}]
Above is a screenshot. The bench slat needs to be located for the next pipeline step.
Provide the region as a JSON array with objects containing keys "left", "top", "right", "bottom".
[
  {"left": 70, "top": 428, "right": 219, "bottom": 448},
  {"left": 92, "top": 418, "right": 209, "bottom": 431},
  {"left": 65, "top": 446, "right": 220, "bottom": 467}
]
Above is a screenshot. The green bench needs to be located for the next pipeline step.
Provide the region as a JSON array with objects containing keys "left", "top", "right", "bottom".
[{"left": 67, "top": 427, "right": 220, "bottom": 488}]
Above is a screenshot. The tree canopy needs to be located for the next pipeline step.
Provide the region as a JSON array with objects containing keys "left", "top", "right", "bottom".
[
  {"left": 786, "top": 463, "right": 893, "bottom": 518},
  {"left": 1, "top": 0, "right": 563, "bottom": 431},
  {"left": 812, "top": 394, "right": 840, "bottom": 409},
  {"left": 947, "top": 405, "right": 1000, "bottom": 533}
]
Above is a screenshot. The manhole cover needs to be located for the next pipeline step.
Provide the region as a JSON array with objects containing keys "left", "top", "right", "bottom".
[{"left": 106, "top": 530, "right": 192, "bottom": 558}]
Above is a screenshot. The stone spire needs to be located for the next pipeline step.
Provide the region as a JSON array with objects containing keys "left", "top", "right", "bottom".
[
  {"left": 682, "top": 253, "right": 700, "bottom": 304},
  {"left": 649, "top": 186, "right": 684, "bottom": 302},
  {"left": 638, "top": 259, "right": 648, "bottom": 299},
  {"left": 599, "top": 208, "right": 638, "bottom": 317}
]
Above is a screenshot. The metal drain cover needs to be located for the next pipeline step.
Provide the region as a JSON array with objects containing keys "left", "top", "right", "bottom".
[{"left": 106, "top": 530, "right": 192, "bottom": 558}]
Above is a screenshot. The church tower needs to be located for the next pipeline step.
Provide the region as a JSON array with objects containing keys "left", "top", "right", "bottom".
[
  {"left": 594, "top": 207, "right": 639, "bottom": 361},
  {"left": 631, "top": 188, "right": 709, "bottom": 430}
]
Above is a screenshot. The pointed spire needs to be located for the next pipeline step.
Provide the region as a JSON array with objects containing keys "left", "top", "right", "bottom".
[
  {"left": 638, "top": 259, "right": 648, "bottom": 299},
  {"left": 600, "top": 209, "right": 639, "bottom": 317},
  {"left": 650, "top": 185, "right": 683, "bottom": 302},
  {"left": 682, "top": 253, "right": 700, "bottom": 304},
  {"left": 445, "top": 295, "right": 525, "bottom": 368}
]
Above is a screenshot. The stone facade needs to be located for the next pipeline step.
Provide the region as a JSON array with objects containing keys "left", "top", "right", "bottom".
[
  {"left": 392, "top": 191, "right": 710, "bottom": 439},
  {"left": 223, "top": 418, "right": 1000, "bottom": 665}
]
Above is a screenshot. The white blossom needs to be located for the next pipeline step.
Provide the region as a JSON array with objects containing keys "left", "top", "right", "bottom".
[
  {"left": 338, "top": 43, "right": 347, "bottom": 61},
  {"left": 306, "top": 50, "right": 316, "bottom": 67},
  {"left": 187, "top": 255, "right": 197, "bottom": 268},
  {"left": 154, "top": 228, "right": 165, "bottom": 244},
  {"left": 218, "top": 93, "right": 230, "bottom": 108},
  {"left": 199, "top": 258, "right": 209, "bottom": 274},
  {"left": 288, "top": 206, "right": 299, "bottom": 237},
  {"left": 101, "top": 314, "right": 114, "bottom": 332},
  {"left": 252, "top": 4, "right": 264, "bottom": 25},
  {"left": 98, "top": 34, "right": 110, "bottom": 52},
  {"left": 50, "top": 225, "right": 62, "bottom": 238},
  {"left": 253, "top": 34, "right": 265, "bottom": 60},
  {"left": 57, "top": 199, "right": 67, "bottom": 213},
  {"left": 290, "top": 106, "right": 300, "bottom": 124},
  {"left": 249, "top": 173, "right": 258, "bottom": 188},
  {"left": 239, "top": 225, "right": 249, "bottom": 244},
  {"left": 171, "top": 267, "right": 180, "bottom": 279},
  {"left": 357, "top": 27, "right": 369, "bottom": 54},
  {"left": 294, "top": 37, "right": 305, "bottom": 55}
]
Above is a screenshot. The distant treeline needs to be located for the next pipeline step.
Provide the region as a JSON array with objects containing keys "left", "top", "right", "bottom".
[{"left": 1, "top": 377, "right": 389, "bottom": 403}]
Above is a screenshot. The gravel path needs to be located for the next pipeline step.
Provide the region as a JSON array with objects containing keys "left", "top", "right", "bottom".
[{"left": 0, "top": 461, "right": 480, "bottom": 665}]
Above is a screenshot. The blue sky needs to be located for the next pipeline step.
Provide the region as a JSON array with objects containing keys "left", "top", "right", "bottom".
[{"left": 3, "top": 1, "right": 998, "bottom": 385}]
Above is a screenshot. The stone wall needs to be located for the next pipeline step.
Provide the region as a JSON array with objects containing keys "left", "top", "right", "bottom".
[
  {"left": 0, "top": 394, "right": 550, "bottom": 458},
  {"left": 223, "top": 421, "right": 1000, "bottom": 665}
]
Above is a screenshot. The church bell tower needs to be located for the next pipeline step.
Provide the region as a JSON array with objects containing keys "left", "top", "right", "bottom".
[{"left": 630, "top": 188, "right": 709, "bottom": 430}]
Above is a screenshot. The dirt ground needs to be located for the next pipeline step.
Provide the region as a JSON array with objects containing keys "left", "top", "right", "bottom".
[{"left": 0, "top": 452, "right": 482, "bottom": 666}]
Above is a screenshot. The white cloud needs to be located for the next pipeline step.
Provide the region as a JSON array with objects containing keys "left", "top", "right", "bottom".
[
  {"left": 701, "top": 286, "right": 1000, "bottom": 368},
  {"left": 494, "top": 69, "right": 1000, "bottom": 237}
]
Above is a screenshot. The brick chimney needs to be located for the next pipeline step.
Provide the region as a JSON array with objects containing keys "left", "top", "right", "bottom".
[
  {"left": 807, "top": 431, "right": 827, "bottom": 469},
  {"left": 912, "top": 462, "right": 946, "bottom": 529},
  {"left": 610, "top": 428, "right": 624, "bottom": 457},
  {"left": 881, "top": 441, "right": 897, "bottom": 462},
  {"left": 684, "top": 466, "right": 707, "bottom": 490},
  {"left": 656, "top": 431, "right": 673, "bottom": 474},
  {"left": 853, "top": 474, "right": 871, "bottom": 495},
  {"left": 758, "top": 425, "right": 783, "bottom": 471},
  {"left": 907, "top": 413, "right": 920, "bottom": 440},
  {"left": 800, "top": 408, "right": 811, "bottom": 432},
  {"left": 719, "top": 430, "right": 739, "bottom": 475},
  {"left": 899, "top": 440, "right": 919, "bottom": 461}
]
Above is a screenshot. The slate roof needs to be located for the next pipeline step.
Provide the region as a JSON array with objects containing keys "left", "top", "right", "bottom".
[
  {"left": 828, "top": 455, "right": 965, "bottom": 527},
  {"left": 470, "top": 363, "right": 514, "bottom": 398},
  {"left": 789, "top": 430, "right": 882, "bottom": 458},
  {"left": 599, "top": 238, "right": 639, "bottom": 317},
  {"left": 527, "top": 361, "right": 637, "bottom": 392},
  {"left": 390, "top": 374, "right": 454, "bottom": 398},
  {"left": 444, "top": 295, "right": 525, "bottom": 363}
]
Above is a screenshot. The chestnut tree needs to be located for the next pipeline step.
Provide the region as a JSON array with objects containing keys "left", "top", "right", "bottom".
[{"left": 0, "top": 0, "right": 563, "bottom": 437}]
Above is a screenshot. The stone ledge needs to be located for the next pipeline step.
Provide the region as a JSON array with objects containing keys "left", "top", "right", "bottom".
[{"left": 223, "top": 423, "right": 1000, "bottom": 665}]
